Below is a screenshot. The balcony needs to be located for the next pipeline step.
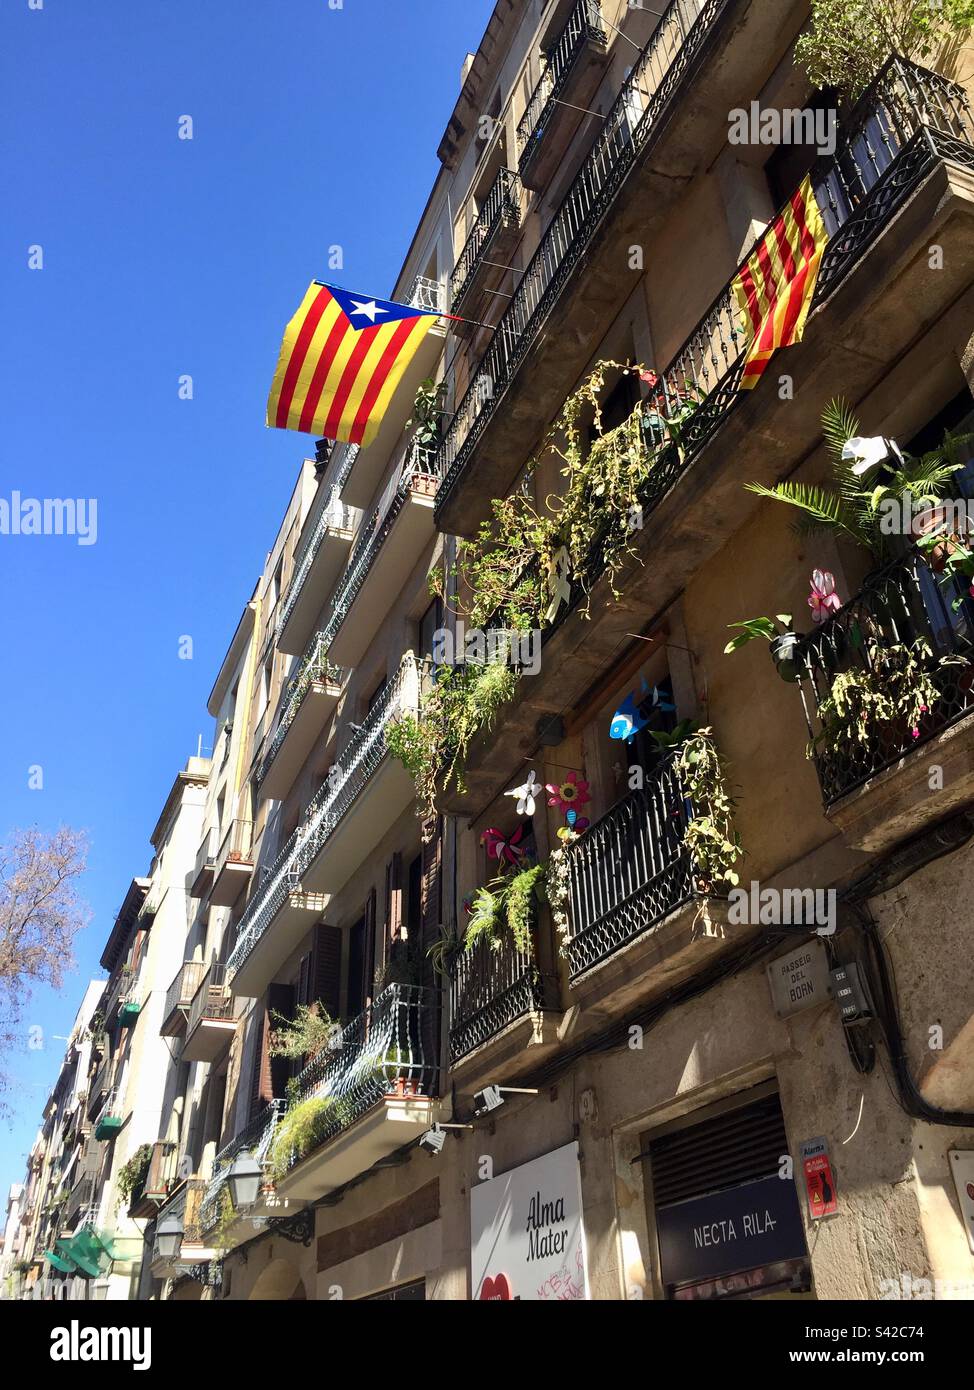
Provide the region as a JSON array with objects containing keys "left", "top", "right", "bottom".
[
  {"left": 438, "top": 57, "right": 974, "bottom": 816},
  {"left": 198, "top": 1100, "right": 285, "bottom": 1244},
  {"left": 255, "top": 634, "right": 343, "bottom": 802},
  {"left": 272, "top": 985, "right": 439, "bottom": 1202},
  {"left": 449, "top": 928, "right": 561, "bottom": 1083},
  {"left": 210, "top": 819, "right": 254, "bottom": 907},
  {"left": 104, "top": 965, "right": 140, "bottom": 1027},
  {"left": 181, "top": 963, "right": 237, "bottom": 1063},
  {"left": 160, "top": 960, "right": 206, "bottom": 1037},
  {"left": 560, "top": 755, "right": 741, "bottom": 1020},
  {"left": 150, "top": 1177, "right": 208, "bottom": 1274},
  {"left": 129, "top": 1140, "right": 178, "bottom": 1217},
  {"left": 191, "top": 827, "right": 217, "bottom": 899},
  {"left": 225, "top": 828, "right": 328, "bottom": 1000},
  {"left": 325, "top": 445, "right": 439, "bottom": 670},
  {"left": 516, "top": 0, "right": 608, "bottom": 191},
  {"left": 228, "top": 658, "right": 420, "bottom": 998},
  {"left": 339, "top": 274, "right": 448, "bottom": 510},
  {"left": 796, "top": 550, "right": 974, "bottom": 853},
  {"left": 86, "top": 1057, "right": 110, "bottom": 1120},
  {"left": 450, "top": 166, "right": 522, "bottom": 325},
  {"left": 294, "top": 655, "right": 420, "bottom": 896},
  {"left": 276, "top": 486, "right": 356, "bottom": 657},
  {"left": 94, "top": 1090, "right": 123, "bottom": 1142}
]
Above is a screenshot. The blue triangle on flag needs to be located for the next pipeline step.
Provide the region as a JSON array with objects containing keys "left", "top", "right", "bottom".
[{"left": 323, "top": 283, "right": 430, "bottom": 328}]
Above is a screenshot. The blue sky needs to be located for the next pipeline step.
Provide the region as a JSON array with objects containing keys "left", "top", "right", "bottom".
[{"left": 0, "top": 0, "right": 493, "bottom": 1198}]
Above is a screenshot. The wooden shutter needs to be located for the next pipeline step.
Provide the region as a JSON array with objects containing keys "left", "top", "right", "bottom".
[
  {"left": 311, "top": 925, "right": 342, "bottom": 1020},
  {"left": 364, "top": 889, "right": 377, "bottom": 1005},
  {"left": 249, "top": 984, "right": 295, "bottom": 1118},
  {"left": 386, "top": 854, "right": 403, "bottom": 945},
  {"left": 421, "top": 817, "right": 442, "bottom": 946}
]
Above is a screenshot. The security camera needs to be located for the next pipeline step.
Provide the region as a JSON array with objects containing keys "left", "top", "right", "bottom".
[{"left": 419, "top": 1125, "right": 447, "bottom": 1155}]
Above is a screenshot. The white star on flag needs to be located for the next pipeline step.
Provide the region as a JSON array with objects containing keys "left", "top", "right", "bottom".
[{"left": 349, "top": 298, "right": 388, "bottom": 323}]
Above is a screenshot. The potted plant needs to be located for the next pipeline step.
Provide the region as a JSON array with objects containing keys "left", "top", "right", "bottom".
[{"left": 724, "top": 614, "right": 799, "bottom": 681}]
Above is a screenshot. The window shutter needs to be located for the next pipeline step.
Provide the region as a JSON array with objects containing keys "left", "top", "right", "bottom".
[
  {"left": 364, "top": 889, "right": 377, "bottom": 1004},
  {"left": 248, "top": 1014, "right": 267, "bottom": 1121},
  {"left": 648, "top": 1091, "right": 789, "bottom": 1207},
  {"left": 421, "top": 818, "right": 442, "bottom": 946},
  {"left": 249, "top": 984, "right": 295, "bottom": 1119},
  {"left": 296, "top": 951, "right": 312, "bottom": 1009},
  {"left": 311, "top": 925, "right": 342, "bottom": 1020},
  {"left": 386, "top": 854, "right": 403, "bottom": 944}
]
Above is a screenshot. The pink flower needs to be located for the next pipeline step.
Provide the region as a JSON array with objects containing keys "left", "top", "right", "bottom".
[
  {"left": 545, "top": 770, "right": 591, "bottom": 815},
  {"left": 808, "top": 569, "right": 842, "bottom": 624}
]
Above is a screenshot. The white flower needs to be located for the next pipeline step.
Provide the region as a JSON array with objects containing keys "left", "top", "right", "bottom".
[{"left": 505, "top": 770, "right": 541, "bottom": 817}]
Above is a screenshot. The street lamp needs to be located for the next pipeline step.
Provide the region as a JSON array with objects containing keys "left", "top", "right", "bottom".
[
  {"left": 227, "top": 1152, "right": 263, "bottom": 1210},
  {"left": 155, "top": 1211, "right": 184, "bottom": 1261}
]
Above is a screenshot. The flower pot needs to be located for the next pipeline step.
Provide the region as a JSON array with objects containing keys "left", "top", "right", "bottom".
[{"left": 770, "top": 632, "right": 801, "bottom": 682}]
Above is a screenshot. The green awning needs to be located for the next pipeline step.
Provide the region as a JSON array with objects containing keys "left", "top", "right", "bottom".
[
  {"left": 43, "top": 1250, "right": 77, "bottom": 1274},
  {"left": 56, "top": 1234, "right": 104, "bottom": 1278}
]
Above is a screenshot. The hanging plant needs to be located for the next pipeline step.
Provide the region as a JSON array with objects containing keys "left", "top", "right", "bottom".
[
  {"left": 117, "top": 1144, "right": 152, "bottom": 1208},
  {"left": 813, "top": 636, "right": 961, "bottom": 754},
  {"left": 463, "top": 862, "right": 546, "bottom": 955},
  {"left": 673, "top": 728, "right": 743, "bottom": 894},
  {"left": 405, "top": 378, "right": 448, "bottom": 451},
  {"left": 268, "top": 1002, "right": 335, "bottom": 1062}
]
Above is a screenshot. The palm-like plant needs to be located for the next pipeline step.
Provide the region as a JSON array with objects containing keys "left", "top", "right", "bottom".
[{"left": 744, "top": 399, "right": 967, "bottom": 563}]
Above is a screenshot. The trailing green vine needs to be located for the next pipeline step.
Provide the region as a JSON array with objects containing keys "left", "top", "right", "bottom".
[
  {"left": 117, "top": 1143, "right": 152, "bottom": 1209},
  {"left": 674, "top": 728, "right": 743, "bottom": 893},
  {"left": 814, "top": 637, "right": 957, "bottom": 755},
  {"left": 464, "top": 862, "right": 546, "bottom": 955}
]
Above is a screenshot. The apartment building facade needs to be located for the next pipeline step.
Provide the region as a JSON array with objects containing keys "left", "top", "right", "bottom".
[{"left": 7, "top": 0, "right": 974, "bottom": 1303}]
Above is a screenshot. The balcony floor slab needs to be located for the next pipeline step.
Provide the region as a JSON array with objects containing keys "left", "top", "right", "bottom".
[{"left": 274, "top": 1096, "right": 439, "bottom": 1201}]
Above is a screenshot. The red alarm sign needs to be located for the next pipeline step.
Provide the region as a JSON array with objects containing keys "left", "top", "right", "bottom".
[{"left": 801, "top": 1137, "right": 838, "bottom": 1219}]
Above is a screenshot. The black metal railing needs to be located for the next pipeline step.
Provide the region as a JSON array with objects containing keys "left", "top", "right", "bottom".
[
  {"left": 796, "top": 549, "right": 974, "bottom": 806},
  {"left": 162, "top": 960, "right": 205, "bottom": 1028},
  {"left": 254, "top": 633, "right": 342, "bottom": 790},
  {"left": 273, "top": 985, "right": 439, "bottom": 1177},
  {"left": 562, "top": 753, "right": 697, "bottom": 978},
  {"left": 200, "top": 1100, "right": 286, "bottom": 1233},
  {"left": 436, "top": 0, "right": 719, "bottom": 510},
  {"left": 186, "top": 962, "right": 235, "bottom": 1034},
  {"left": 451, "top": 167, "right": 522, "bottom": 312},
  {"left": 276, "top": 486, "right": 355, "bottom": 640},
  {"left": 321, "top": 444, "right": 439, "bottom": 650},
  {"left": 438, "top": 40, "right": 974, "bottom": 518},
  {"left": 516, "top": 0, "right": 607, "bottom": 176},
  {"left": 449, "top": 927, "right": 558, "bottom": 1062}
]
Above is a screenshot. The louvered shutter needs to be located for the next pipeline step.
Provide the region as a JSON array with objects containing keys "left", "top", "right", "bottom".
[
  {"left": 311, "top": 925, "right": 342, "bottom": 1020},
  {"left": 648, "top": 1091, "right": 790, "bottom": 1207}
]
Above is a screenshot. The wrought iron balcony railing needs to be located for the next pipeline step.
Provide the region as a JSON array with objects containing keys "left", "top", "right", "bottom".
[
  {"left": 276, "top": 485, "right": 356, "bottom": 642},
  {"left": 406, "top": 273, "right": 445, "bottom": 315},
  {"left": 215, "top": 818, "right": 254, "bottom": 876},
  {"left": 796, "top": 549, "right": 974, "bottom": 807},
  {"left": 516, "top": 0, "right": 607, "bottom": 175},
  {"left": 320, "top": 445, "right": 439, "bottom": 651},
  {"left": 162, "top": 960, "right": 205, "bottom": 1029},
  {"left": 254, "top": 633, "right": 342, "bottom": 791},
  {"left": 186, "top": 962, "right": 235, "bottom": 1034},
  {"left": 435, "top": 0, "right": 718, "bottom": 510},
  {"left": 293, "top": 654, "right": 419, "bottom": 880},
  {"left": 561, "top": 752, "right": 698, "bottom": 979},
  {"left": 449, "top": 926, "right": 559, "bottom": 1063},
  {"left": 450, "top": 167, "right": 522, "bottom": 312},
  {"left": 478, "top": 57, "right": 974, "bottom": 648},
  {"left": 225, "top": 826, "right": 303, "bottom": 983},
  {"left": 273, "top": 985, "right": 439, "bottom": 1177},
  {"left": 199, "top": 1099, "right": 285, "bottom": 1233}
]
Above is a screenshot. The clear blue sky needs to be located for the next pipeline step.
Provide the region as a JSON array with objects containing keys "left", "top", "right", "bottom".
[{"left": 0, "top": 0, "right": 493, "bottom": 1198}]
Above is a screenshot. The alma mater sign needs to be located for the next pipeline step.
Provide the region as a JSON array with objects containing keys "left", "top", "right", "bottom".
[{"left": 656, "top": 1174, "right": 808, "bottom": 1287}]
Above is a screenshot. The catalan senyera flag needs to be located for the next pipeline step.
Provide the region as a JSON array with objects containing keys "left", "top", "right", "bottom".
[
  {"left": 731, "top": 176, "right": 828, "bottom": 390},
  {"left": 266, "top": 282, "right": 442, "bottom": 444}
]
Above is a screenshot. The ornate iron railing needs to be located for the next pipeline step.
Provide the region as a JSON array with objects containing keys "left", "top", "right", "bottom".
[
  {"left": 294, "top": 655, "right": 420, "bottom": 879},
  {"left": 321, "top": 445, "right": 439, "bottom": 650},
  {"left": 255, "top": 633, "right": 342, "bottom": 790},
  {"left": 561, "top": 753, "right": 698, "bottom": 978},
  {"left": 796, "top": 549, "right": 974, "bottom": 806},
  {"left": 480, "top": 58, "right": 974, "bottom": 647},
  {"left": 450, "top": 167, "right": 522, "bottom": 312},
  {"left": 516, "top": 0, "right": 607, "bottom": 174},
  {"left": 439, "top": 34, "right": 974, "bottom": 517},
  {"left": 163, "top": 961, "right": 205, "bottom": 1026},
  {"left": 199, "top": 1099, "right": 286, "bottom": 1233},
  {"left": 407, "top": 273, "right": 445, "bottom": 314},
  {"left": 186, "top": 962, "right": 235, "bottom": 1035},
  {"left": 274, "top": 985, "right": 439, "bottom": 1176},
  {"left": 448, "top": 925, "right": 558, "bottom": 1062},
  {"left": 228, "top": 657, "right": 419, "bottom": 980},
  {"left": 276, "top": 485, "right": 355, "bottom": 641},
  {"left": 436, "top": 0, "right": 718, "bottom": 510}
]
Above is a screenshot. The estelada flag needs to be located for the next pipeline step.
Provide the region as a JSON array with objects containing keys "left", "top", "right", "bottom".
[
  {"left": 731, "top": 175, "right": 828, "bottom": 390},
  {"left": 266, "top": 282, "right": 442, "bottom": 445}
]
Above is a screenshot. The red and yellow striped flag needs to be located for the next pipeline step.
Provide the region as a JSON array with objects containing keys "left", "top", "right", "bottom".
[
  {"left": 732, "top": 176, "right": 828, "bottom": 391},
  {"left": 266, "top": 282, "right": 442, "bottom": 445}
]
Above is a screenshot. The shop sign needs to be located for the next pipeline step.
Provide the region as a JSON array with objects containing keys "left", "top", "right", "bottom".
[
  {"left": 470, "top": 1141, "right": 589, "bottom": 1301},
  {"left": 656, "top": 1174, "right": 807, "bottom": 1287}
]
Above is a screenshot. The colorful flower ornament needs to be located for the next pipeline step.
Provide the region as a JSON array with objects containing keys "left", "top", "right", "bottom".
[
  {"left": 546, "top": 770, "right": 591, "bottom": 818},
  {"left": 481, "top": 825, "right": 526, "bottom": 867},
  {"left": 505, "top": 770, "right": 541, "bottom": 817},
  {"left": 808, "top": 569, "right": 842, "bottom": 624}
]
